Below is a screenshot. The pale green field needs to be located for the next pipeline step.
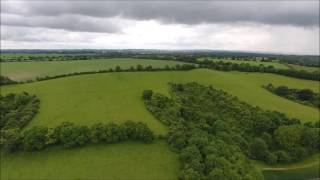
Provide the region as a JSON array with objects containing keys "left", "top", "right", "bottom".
[
  {"left": 0, "top": 58, "right": 188, "bottom": 81},
  {"left": 1, "top": 141, "right": 179, "bottom": 180},
  {"left": 198, "top": 57, "right": 289, "bottom": 69},
  {"left": 285, "top": 63, "right": 320, "bottom": 72}
]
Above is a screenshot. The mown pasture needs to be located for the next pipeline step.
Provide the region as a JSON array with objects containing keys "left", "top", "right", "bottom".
[
  {"left": 1, "top": 141, "right": 179, "bottom": 180},
  {"left": 1, "top": 68, "right": 319, "bottom": 180},
  {"left": 0, "top": 58, "right": 188, "bottom": 81}
]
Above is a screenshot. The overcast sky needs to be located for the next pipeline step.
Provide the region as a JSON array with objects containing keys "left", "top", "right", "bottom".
[{"left": 1, "top": 0, "right": 319, "bottom": 55}]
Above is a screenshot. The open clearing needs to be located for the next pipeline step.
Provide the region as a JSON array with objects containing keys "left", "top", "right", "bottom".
[
  {"left": 0, "top": 58, "right": 188, "bottom": 81},
  {"left": 198, "top": 57, "right": 289, "bottom": 69},
  {"left": 1, "top": 140, "right": 179, "bottom": 180},
  {"left": 1, "top": 69, "right": 319, "bottom": 180}
]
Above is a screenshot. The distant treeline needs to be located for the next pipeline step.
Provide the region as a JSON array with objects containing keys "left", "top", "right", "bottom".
[
  {"left": 265, "top": 84, "right": 320, "bottom": 108},
  {"left": 197, "top": 60, "right": 320, "bottom": 81},
  {"left": 1, "top": 49, "right": 318, "bottom": 67},
  {"left": 144, "top": 83, "right": 320, "bottom": 180},
  {"left": 1, "top": 53, "right": 318, "bottom": 82}
]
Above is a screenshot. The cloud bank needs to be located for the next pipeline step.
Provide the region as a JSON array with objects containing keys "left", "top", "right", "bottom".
[{"left": 1, "top": 0, "right": 319, "bottom": 55}]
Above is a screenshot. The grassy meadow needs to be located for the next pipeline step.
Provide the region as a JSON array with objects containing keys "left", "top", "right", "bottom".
[
  {"left": 0, "top": 58, "right": 188, "bottom": 81},
  {"left": 1, "top": 141, "right": 179, "bottom": 180}
]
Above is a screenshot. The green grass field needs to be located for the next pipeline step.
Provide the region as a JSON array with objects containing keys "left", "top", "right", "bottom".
[
  {"left": 1, "top": 68, "right": 319, "bottom": 180},
  {"left": 0, "top": 58, "right": 188, "bottom": 81},
  {"left": 198, "top": 57, "right": 289, "bottom": 69},
  {"left": 263, "top": 165, "right": 319, "bottom": 180},
  {"left": 1, "top": 140, "right": 179, "bottom": 180}
]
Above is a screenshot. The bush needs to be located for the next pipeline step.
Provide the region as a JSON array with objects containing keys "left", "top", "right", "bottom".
[
  {"left": 275, "top": 150, "right": 291, "bottom": 163},
  {"left": 56, "top": 123, "right": 90, "bottom": 148},
  {"left": 0, "top": 128, "right": 21, "bottom": 152},
  {"left": 250, "top": 138, "right": 269, "bottom": 160},
  {"left": 22, "top": 126, "right": 48, "bottom": 151},
  {"left": 142, "top": 90, "right": 153, "bottom": 100},
  {"left": 265, "top": 152, "right": 277, "bottom": 165}
]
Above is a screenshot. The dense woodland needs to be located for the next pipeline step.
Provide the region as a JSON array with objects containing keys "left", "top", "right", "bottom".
[
  {"left": 265, "top": 84, "right": 320, "bottom": 108},
  {"left": 143, "top": 83, "right": 320, "bottom": 180},
  {"left": 0, "top": 93, "right": 154, "bottom": 152}
]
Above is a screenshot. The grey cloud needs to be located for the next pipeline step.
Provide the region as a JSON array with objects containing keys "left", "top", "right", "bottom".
[
  {"left": 1, "top": 13, "right": 121, "bottom": 33},
  {"left": 2, "top": 1, "right": 319, "bottom": 27}
]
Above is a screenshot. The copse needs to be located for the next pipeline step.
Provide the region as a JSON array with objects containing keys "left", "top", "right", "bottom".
[
  {"left": 265, "top": 84, "right": 320, "bottom": 108},
  {"left": 144, "top": 82, "right": 320, "bottom": 179}
]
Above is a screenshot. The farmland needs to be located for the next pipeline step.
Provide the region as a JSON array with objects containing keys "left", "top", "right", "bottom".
[
  {"left": 1, "top": 141, "right": 180, "bottom": 180},
  {"left": 285, "top": 63, "right": 320, "bottom": 72},
  {"left": 1, "top": 60, "right": 319, "bottom": 180},
  {"left": 0, "top": 58, "right": 188, "bottom": 81}
]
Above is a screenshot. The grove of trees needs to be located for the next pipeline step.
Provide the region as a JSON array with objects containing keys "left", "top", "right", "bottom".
[
  {"left": 143, "top": 82, "right": 320, "bottom": 180},
  {"left": 265, "top": 83, "right": 320, "bottom": 108}
]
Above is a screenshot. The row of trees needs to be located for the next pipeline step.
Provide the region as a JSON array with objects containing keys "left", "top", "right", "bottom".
[
  {"left": 143, "top": 82, "right": 320, "bottom": 180},
  {"left": 197, "top": 60, "right": 320, "bottom": 81},
  {"left": 265, "top": 84, "right": 320, "bottom": 108},
  {"left": 0, "top": 121, "right": 155, "bottom": 152}
]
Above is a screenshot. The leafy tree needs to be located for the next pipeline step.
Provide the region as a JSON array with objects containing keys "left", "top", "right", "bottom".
[
  {"left": 207, "top": 169, "right": 224, "bottom": 180},
  {"left": 265, "top": 152, "right": 277, "bottom": 165},
  {"left": 261, "top": 132, "right": 272, "bottom": 146},
  {"left": 115, "top": 66, "right": 122, "bottom": 72},
  {"left": 275, "top": 86, "right": 290, "bottom": 96},
  {"left": 136, "top": 64, "right": 144, "bottom": 71},
  {"left": 274, "top": 125, "right": 303, "bottom": 149},
  {"left": 180, "top": 168, "right": 202, "bottom": 180},
  {"left": 275, "top": 150, "right": 291, "bottom": 163},
  {"left": 22, "top": 126, "right": 48, "bottom": 151},
  {"left": 297, "top": 89, "right": 314, "bottom": 101},
  {"left": 250, "top": 138, "right": 269, "bottom": 160},
  {"left": 301, "top": 128, "right": 320, "bottom": 150},
  {"left": 0, "top": 128, "right": 21, "bottom": 152},
  {"left": 142, "top": 90, "right": 153, "bottom": 100}
]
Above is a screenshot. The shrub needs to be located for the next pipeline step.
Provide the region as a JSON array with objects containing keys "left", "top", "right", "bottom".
[
  {"left": 0, "top": 128, "right": 21, "bottom": 152},
  {"left": 22, "top": 126, "right": 48, "bottom": 151},
  {"left": 142, "top": 90, "right": 153, "bottom": 100}
]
